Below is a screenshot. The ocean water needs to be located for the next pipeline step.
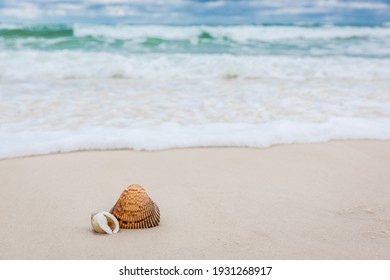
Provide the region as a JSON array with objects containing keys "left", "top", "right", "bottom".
[{"left": 1, "top": 23, "right": 390, "bottom": 158}]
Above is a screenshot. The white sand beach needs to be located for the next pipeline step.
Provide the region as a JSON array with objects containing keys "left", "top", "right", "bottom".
[{"left": 0, "top": 140, "right": 389, "bottom": 259}]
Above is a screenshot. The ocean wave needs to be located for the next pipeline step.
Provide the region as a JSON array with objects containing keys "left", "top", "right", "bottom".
[
  {"left": 0, "top": 24, "right": 73, "bottom": 38},
  {"left": 1, "top": 118, "right": 390, "bottom": 159},
  {"left": 73, "top": 24, "right": 390, "bottom": 41},
  {"left": 2, "top": 23, "right": 389, "bottom": 42},
  {"left": 1, "top": 51, "right": 389, "bottom": 80},
  {"left": 0, "top": 24, "right": 389, "bottom": 57}
]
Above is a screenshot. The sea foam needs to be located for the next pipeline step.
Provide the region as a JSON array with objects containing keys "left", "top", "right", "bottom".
[{"left": 1, "top": 119, "right": 390, "bottom": 159}]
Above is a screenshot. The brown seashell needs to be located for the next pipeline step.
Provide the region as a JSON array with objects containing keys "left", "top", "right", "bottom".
[{"left": 110, "top": 184, "right": 160, "bottom": 229}]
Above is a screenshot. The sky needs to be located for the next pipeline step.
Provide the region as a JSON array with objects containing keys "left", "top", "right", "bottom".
[{"left": 0, "top": 0, "right": 389, "bottom": 25}]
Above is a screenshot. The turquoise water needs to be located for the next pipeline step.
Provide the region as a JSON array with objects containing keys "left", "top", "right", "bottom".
[{"left": 1, "top": 23, "right": 390, "bottom": 57}]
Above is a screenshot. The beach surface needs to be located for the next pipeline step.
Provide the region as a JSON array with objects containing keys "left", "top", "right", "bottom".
[{"left": 0, "top": 141, "right": 389, "bottom": 260}]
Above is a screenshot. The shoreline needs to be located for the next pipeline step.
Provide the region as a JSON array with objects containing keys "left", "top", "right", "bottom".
[
  {"left": 1, "top": 138, "right": 389, "bottom": 161},
  {"left": 1, "top": 140, "right": 389, "bottom": 259}
]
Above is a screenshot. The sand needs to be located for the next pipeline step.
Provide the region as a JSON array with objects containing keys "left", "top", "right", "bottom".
[{"left": 0, "top": 141, "right": 389, "bottom": 260}]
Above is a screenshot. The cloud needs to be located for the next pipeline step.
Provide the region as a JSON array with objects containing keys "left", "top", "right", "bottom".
[
  {"left": 0, "top": 3, "right": 42, "bottom": 19},
  {"left": 103, "top": 5, "right": 137, "bottom": 17},
  {"left": 204, "top": 1, "right": 225, "bottom": 8},
  {"left": 249, "top": 0, "right": 390, "bottom": 10},
  {"left": 0, "top": 0, "right": 389, "bottom": 23},
  {"left": 256, "top": 0, "right": 390, "bottom": 17},
  {"left": 318, "top": 0, "right": 389, "bottom": 10},
  {"left": 82, "top": 0, "right": 186, "bottom": 4},
  {"left": 55, "top": 4, "right": 86, "bottom": 11},
  {"left": 261, "top": 7, "right": 326, "bottom": 16}
]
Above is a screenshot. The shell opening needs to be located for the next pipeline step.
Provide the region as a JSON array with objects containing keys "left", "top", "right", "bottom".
[{"left": 91, "top": 211, "right": 120, "bottom": 234}]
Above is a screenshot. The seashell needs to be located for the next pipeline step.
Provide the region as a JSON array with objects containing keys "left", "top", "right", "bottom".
[
  {"left": 110, "top": 184, "right": 160, "bottom": 229},
  {"left": 91, "top": 211, "right": 120, "bottom": 234}
]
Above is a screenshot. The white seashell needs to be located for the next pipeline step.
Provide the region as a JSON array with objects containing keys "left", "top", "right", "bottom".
[{"left": 91, "top": 211, "right": 120, "bottom": 234}]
